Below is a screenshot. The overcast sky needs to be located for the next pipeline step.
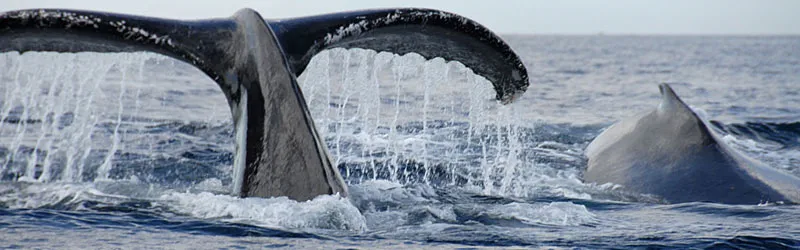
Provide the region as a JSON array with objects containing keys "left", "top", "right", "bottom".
[{"left": 3, "top": 0, "right": 799, "bottom": 35}]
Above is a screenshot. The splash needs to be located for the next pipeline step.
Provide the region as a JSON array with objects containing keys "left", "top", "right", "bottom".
[
  {"left": 300, "top": 48, "right": 587, "bottom": 197},
  {"left": 0, "top": 52, "right": 230, "bottom": 186},
  {"left": 162, "top": 192, "right": 366, "bottom": 231},
  {"left": 1, "top": 49, "right": 592, "bottom": 201}
]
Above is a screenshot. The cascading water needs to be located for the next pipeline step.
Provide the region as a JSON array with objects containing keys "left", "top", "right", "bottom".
[
  {"left": 4, "top": 36, "right": 797, "bottom": 249},
  {"left": 299, "top": 48, "right": 583, "bottom": 198},
  {"left": 0, "top": 52, "right": 127, "bottom": 183},
  {"left": 0, "top": 49, "right": 585, "bottom": 199},
  {"left": 0, "top": 52, "right": 232, "bottom": 188}
]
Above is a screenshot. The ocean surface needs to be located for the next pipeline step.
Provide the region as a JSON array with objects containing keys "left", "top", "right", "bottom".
[{"left": 1, "top": 35, "right": 799, "bottom": 249}]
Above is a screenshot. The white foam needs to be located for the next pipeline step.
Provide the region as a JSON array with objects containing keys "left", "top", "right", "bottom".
[
  {"left": 719, "top": 133, "right": 800, "bottom": 174},
  {"left": 481, "top": 202, "right": 596, "bottom": 226},
  {"left": 349, "top": 180, "right": 435, "bottom": 208},
  {"left": 160, "top": 191, "right": 367, "bottom": 231},
  {"left": 0, "top": 182, "right": 130, "bottom": 209},
  {"left": 1, "top": 181, "right": 368, "bottom": 231},
  {"left": 192, "top": 178, "right": 227, "bottom": 193}
]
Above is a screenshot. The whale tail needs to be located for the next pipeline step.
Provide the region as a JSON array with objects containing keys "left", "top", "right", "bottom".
[{"left": 0, "top": 8, "right": 529, "bottom": 200}]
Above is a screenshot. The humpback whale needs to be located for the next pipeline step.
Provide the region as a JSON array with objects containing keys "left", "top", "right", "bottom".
[
  {"left": 585, "top": 84, "right": 800, "bottom": 204},
  {"left": 0, "top": 8, "right": 529, "bottom": 201}
]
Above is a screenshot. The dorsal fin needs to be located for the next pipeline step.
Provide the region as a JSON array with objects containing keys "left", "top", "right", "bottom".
[
  {"left": 658, "top": 83, "right": 694, "bottom": 114},
  {"left": 586, "top": 84, "right": 800, "bottom": 204},
  {"left": 657, "top": 83, "right": 715, "bottom": 145}
]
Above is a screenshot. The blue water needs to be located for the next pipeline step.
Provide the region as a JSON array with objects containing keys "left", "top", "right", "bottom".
[{"left": 1, "top": 36, "right": 799, "bottom": 249}]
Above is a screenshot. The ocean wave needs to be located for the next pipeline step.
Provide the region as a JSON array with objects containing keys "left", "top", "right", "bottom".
[{"left": 161, "top": 191, "right": 367, "bottom": 232}]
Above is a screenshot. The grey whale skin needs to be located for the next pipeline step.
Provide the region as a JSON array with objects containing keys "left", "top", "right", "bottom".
[
  {"left": 0, "top": 8, "right": 529, "bottom": 201},
  {"left": 585, "top": 84, "right": 800, "bottom": 204}
]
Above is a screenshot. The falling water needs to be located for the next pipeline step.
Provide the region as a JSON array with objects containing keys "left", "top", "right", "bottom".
[
  {"left": 0, "top": 52, "right": 230, "bottom": 186},
  {"left": 298, "top": 48, "right": 533, "bottom": 196},
  {"left": 1, "top": 49, "right": 554, "bottom": 197},
  {"left": 1, "top": 52, "right": 121, "bottom": 183}
]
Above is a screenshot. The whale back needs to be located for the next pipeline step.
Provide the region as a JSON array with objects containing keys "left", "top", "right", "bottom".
[{"left": 586, "top": 84, "right": 799, "bottom": 204}]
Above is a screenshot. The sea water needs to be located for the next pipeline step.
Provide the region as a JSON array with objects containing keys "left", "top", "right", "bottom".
[{"left": 1, "top": 36, "right": 799, "bottom": 249}]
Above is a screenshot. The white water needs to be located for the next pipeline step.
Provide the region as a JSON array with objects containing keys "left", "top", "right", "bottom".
[
  {"left": 299, "top": 49, "right": 573, "bottom": 197},
  {"left": 0, "top": 52, "right": 228, "bottom": 183},
  {"left": 3, "top": 36, "right": 799, "bottom": 249},
  {"left": 0, "top": 50, "right": 604, "bottom": 233},
  {"left": 1, "top": 50, "right": 592, "bottom": 199}
]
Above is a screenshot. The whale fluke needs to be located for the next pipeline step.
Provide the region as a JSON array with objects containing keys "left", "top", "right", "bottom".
[
  {"left": 269, "top": 9, "right": 528, "bottom": 103},
  {"left": 585, "top": 84, "right": 800, "bottom": 204},
  {"left": 0, "top": 8, "right": 530, "bottom": 201}
]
